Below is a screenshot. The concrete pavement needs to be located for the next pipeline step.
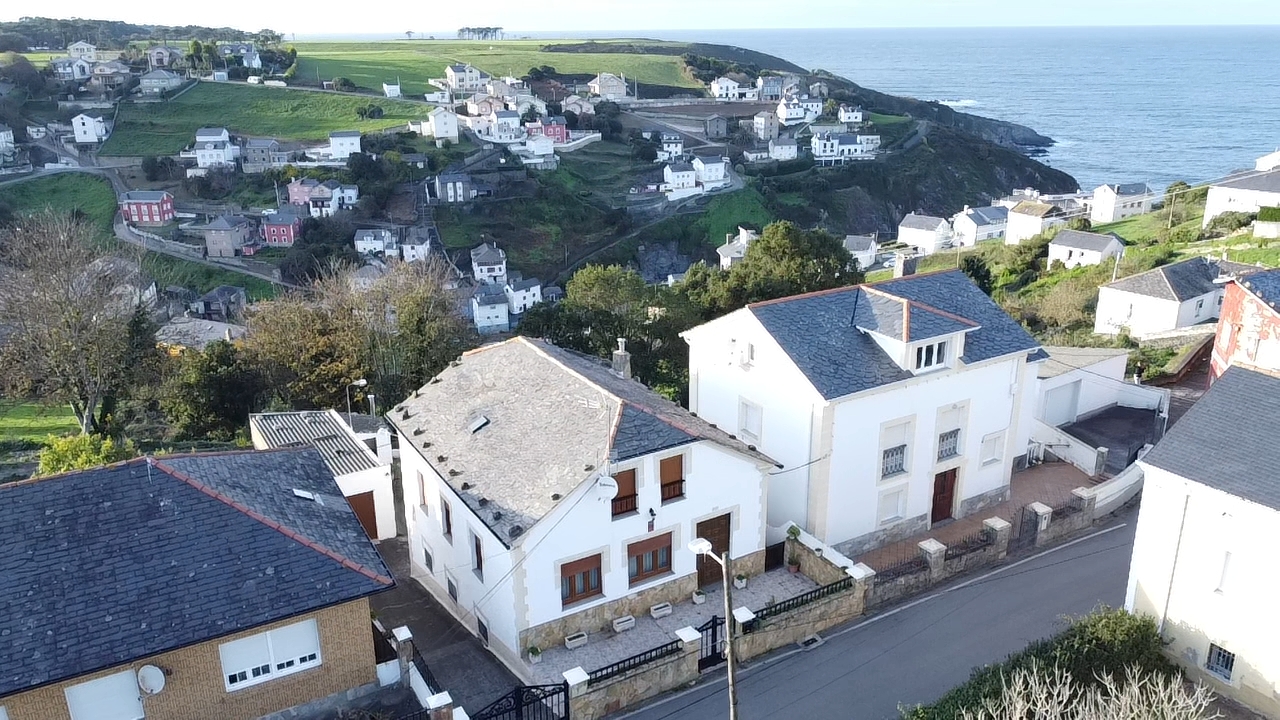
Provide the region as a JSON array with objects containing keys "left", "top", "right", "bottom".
[{"left": 620, "top": 513, "right": 1136, "bottom": 720}]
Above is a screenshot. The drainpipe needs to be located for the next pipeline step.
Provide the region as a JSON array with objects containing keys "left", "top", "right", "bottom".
[{"left": 1157, "top": 491, "right": 1192, "bottom": 635}]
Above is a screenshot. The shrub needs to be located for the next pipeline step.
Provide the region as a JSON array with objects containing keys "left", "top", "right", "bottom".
[
  {"left": 1166, "top": 224, "right": 1200, "bottom": 245},
  {"left": 1258, "top": 206, "right": 1280, "bottom": 223},
  {"left": 332, "top": 77, "right": 356, "bottom": 92},
  {"left": 38, "top": 434, "right": 139, "bottom": 476},
  {"left": 1203, "top": 211, "right": 1256, "bottom": 237}
]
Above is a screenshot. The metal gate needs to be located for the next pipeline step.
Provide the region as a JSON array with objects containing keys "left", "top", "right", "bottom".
[
  {"left": 697, "top": 615, "right": 726, "bottom": 671},
  {"left": 468, "top": 683, "right": 570, "bottom": 720},
  {"left": 1009, "top": 506, "right": 1039, "bottom": 553}
]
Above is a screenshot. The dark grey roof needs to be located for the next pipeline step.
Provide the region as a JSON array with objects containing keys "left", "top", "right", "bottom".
[
  {"left": 508, "top": 277, "right": 540, "bottom": 292},
  {"left": 390, "top": 338, "right": 776, "bottom": 548},
  {"left": 330, "top": 130, "right": 362, "bottom": 138},
  {"left": 1108, "top": 183, "right": 1151, "bottom": 196},
  {"left": 246, "top": 137, "right": 279, "bottom": 148},
  {"left": 855, "top": 289, "right": 978, "bottom": 342},
  {"left": 204, "top": 215, "right": 249, "bottom": 230},
  {"left": 958, "top": 205, "right": 1008, "bottom": 227},
  {"left": 749, "top": 270, "right": 1040, "bottom": 400},
  {"left": 121, "top": 190, "right": 170, "bottom": 202},
  {"left": 250, "top": 410, "right": 382, "bottom": 476},
  {"left": 1215, "top": 169, "right": 1280, "bottom": 193},
  {"left": 200, "top": 285, "right": 246, "bottom": 303},
  {"left": 843, "top": 234, "right": 877, "bottom": 252},
  {"left": 1104, "top": 257, "right": 1258, "bottom": 301},
  {"left": 471, "top": 242, "right": 505, "bottom": 265},
  {"left": 1142, "top": 366, "right": 1280, "bottom": 511},
  {"left": 1050, "top": 229, "right": 1123, "bottom": 252},
  {"left": 669, "top": 162, "right": 694, "bottom": 172},
  {"left": 0, "top": 449, "right": 390, "bottom": 698},
  {"left": 474, "top": 287, "right": 507, "bottom": 305},
  {"left": 345, "top": 413, "right": 389, "bottom": 436},
  {"left": 900, "top": 213, "right": 948, "bottom": 231},
  {"left": 1238, "top": 269, "right": 1280, "bottom": 308}
]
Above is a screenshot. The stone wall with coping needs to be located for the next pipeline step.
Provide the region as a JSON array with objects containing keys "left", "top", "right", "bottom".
[
  {"left": 566, "top": 636, "right": 700, "bottom": 720},
  {"left": 735, "top": 568, "right": 873, "bottom": 662},
  {"left": 784, "top": 525, "right": 859, "bottom": 585},
  {"left": 1035, "top": 488, "right": 1097, "bottom": 547},
  {"left": 834, "top": 512, "right": 929, "bottom": 558},
  {"left": 867, "top": 517, "right": 1012, "bottom": 609}
]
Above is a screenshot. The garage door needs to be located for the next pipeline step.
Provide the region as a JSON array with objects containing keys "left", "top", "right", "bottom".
[
  {"left": 1044, "top": 380, "right": 1082, "bottom": 427},
  {"left": 64, "top": 669, "right": 144, "bottom": 720},
  {"left": 348, "top": 491, "right": 378, "bottom": 539}
]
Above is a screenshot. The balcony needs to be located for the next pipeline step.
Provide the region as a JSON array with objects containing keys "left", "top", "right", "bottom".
[
  {"left": 611, "top": 494, "right": 638, "bottom": 517},
  {"left": 660, "top": 480, "right": 685, "bottom": 503}
]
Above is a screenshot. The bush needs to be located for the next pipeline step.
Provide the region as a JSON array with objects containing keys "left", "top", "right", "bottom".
[
  {"left": 332, "top": 77, "right": 356, "bottom": 92},
  {"left": 1166, "top": 224, "right": 1200, "bottom": 245},
  {"left": 903, "top": 609, "right": 1176, "bottom": 720},
  {"left": 1203, "top": 211, "right": 1256, "bottom": 237},
  {"left": 38, "top": 434, "right": 139, "bottom": 476},
  {"left": 1258, "top": 206, "right": 1280, "bottom": 223}
]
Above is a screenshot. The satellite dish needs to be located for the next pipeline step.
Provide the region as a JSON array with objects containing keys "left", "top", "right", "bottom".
[
  {"left": 137, "top": 665, "right": 166, "bottom": 695},
  {"left": 596, "top": 476, "right": 619, "bottom": 501}
]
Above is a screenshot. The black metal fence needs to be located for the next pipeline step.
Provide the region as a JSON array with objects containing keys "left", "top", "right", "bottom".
[
  {"left": 468, "top": 683, "right": 570, "bottom": 720},
  {"left": 412, "top": 649, "right": 442, "bottom": 696},
  {"left": 588, "top": 639, "right": 683, "bottom": 686},
  {"left": 943, "top": 528, "right": 994, "bottom": 560},
  {"left": 875, "top": 555, "right": 929, "bottom": 582},
  {"left": 741, "top": 577, "right": 854, "bottom": 634},
  {"left": 1049, "top": 497, "right": 1083, "bottom": 519}
]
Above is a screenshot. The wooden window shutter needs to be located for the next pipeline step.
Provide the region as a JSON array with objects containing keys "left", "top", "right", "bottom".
[{"left": 659, "top": 455, "right": 683, "bottom": 484}]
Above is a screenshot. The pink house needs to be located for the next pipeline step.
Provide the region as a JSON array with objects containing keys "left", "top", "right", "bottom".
[
  {"left": 542, "top": 116, "right": 569, "bottom": 144},
  {"left": 261, "top": 212, "right": 303, "bottom": 247},
  {"left": 119, "top": 191, "right": 175, "bottom": 226}
]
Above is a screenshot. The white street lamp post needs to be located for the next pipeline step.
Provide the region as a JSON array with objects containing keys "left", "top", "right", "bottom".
[{"left": 689, "top": 537, "right": 738, "bottom": 720}]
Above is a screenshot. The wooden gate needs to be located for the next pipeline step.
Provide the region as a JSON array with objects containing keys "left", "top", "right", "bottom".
[{"left": 347, "top": 490, "right": 378, "bottom": 538}]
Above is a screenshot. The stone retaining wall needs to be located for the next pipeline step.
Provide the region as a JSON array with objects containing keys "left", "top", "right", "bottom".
[{"left": 568, "top": 642, "right": 698, "bottom": 720}]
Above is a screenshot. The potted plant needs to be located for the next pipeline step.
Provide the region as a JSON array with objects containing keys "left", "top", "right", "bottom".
[
  {"left": 527, "top": 646, "right": 542, "bottom": 664},
  {"left": 692, "top": 589, "right": 707, "bottom": 605},
  {"left": 733, "top": 573, "right": 748, "bottom": 590},
  {"left": 786, "top": 524, "right": 802, "bottom": 573}
]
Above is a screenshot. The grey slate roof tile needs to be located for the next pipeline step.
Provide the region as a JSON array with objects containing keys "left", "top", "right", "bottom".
[
  {"left": 899, "top": 213, "right": 948, "bottom": 231},
  {"left": 0, "top": 449, "right": 390, "bottom": 698},
  {"left": 1215, "top": 169, "right": 1280, "bottom": 193},
  {"left": 1050, "top": 229, "right": 1123, "bottom": 252},
  {"left": 1105, "top": 257, "right": 1260, "bottom": 301},
  {"left": 1142, "top": 366, "right": 1280, "bottom": 511},
  {"left": 1237, "top": 269, "right": 1280, "bottom": 307}
]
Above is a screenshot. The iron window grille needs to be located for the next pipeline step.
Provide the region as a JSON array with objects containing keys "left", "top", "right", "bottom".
[
  {"left": 938, "top": 429, "right": 960, "bottom": 460},
  {"left": 1206, "top": 644, "right": 1235, "bottom": 681},
  {"left": 882, "top": 444, "right": 907, "bottom": 477}
]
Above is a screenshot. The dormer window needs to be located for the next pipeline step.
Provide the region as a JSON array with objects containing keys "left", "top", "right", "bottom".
[{"left": 915, "top": 340, "right": 948, "bottom": 371}]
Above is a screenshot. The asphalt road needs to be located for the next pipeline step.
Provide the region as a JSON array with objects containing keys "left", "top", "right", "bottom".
[{"left": 621, "top": 514, "right": 1136, "bottom": 720}]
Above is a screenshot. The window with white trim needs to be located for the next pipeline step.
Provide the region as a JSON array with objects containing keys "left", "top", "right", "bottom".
[
  {"left": 877, "top": 487, "right": 906, "bottom": 525},
  {"left": 914, "top": 340, "right": 948, "bottom": 371},
  {"left": 880, "top": 420, "right": 911, "bottom": 478},
  {"left": 739, "top": 399, "right": 763, "bottom": 443},
  {"left": 980, "top": 432, "right": 1005, "bottom": 465},
  {"left": 218, "top": 619, "right": 322, "bottom": 691},
  {"left": 1206, "top": 643, "right": 1235, "bottom": 681},
  {"left": 64, "top": 670, "right": 144, "bottom": 720}
]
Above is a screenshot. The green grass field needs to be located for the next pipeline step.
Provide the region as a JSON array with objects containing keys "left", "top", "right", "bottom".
[
  {"left": 292, "top": 40, "right": 701, "bottom": 97},
  {"left": 18, "top": 51, "right": 58, "bottom": 67},
  {"left": 0, "top": 403, "right": 79, "bottom": 443},
  {"left": 100, "top": 82, "right": 432, "bottom": 156}
]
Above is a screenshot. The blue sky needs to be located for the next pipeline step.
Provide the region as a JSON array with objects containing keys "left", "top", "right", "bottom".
[{"left": 4, "top": 0, "right": 1279, "bottom": 36}]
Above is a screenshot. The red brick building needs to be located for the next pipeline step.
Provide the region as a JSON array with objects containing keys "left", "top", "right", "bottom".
[
  {"left": 1210, "top": 270, "right": 1280, "bottom": 383},
  {"left": 262, "top": 212, "right": 303, "bottom": 247},
  {"left": 119, "top": 190, "right": 175, "bottom": 226},
  {"left": 542, "top": 115, "right": 569, "bottom": 144}
]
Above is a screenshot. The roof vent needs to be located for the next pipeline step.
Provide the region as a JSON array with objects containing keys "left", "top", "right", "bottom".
[
  {"left": 551, "top": 493, "right": 561, "bottom": 501},
  {"left": 583, "top": 464, "right": 594, "bottom": 472},
  {"left": 461, "top": 481, "right": 472, "bottom": 490},
  {"left": 478, "top": 497, "right": 489, "bottom": 507},
  {"left": 437, "top": 455, "right": 448, "bottom": 463},
  {"left": 468, "top": 415, "right": 491, "bottom": 434},
  {"left": 492, "top": 511, "right": 503, "bottom": 521},
  {"left": 413, "top": 428, "right": 425, "bottom": 436},
  {"left": 509, "top": 525, "right": 524, "bottom": 539},
  {"left": 292, "top": 489, "right": 316, "bottom": 501},
  {"left": 449, "top": 469, "right": 462, "bottom": 477}
]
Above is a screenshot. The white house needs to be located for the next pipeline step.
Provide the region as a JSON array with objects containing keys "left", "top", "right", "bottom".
[
  {"left": 328, "top": 130, "right": 362, "bottom": 160},
  {"left": 753, "top": 111, "right": 779, "bottom": 141},
  {"left": 471, "top": 287, "right": 510, "bottom": 334},
  {"left": 0, "top": 124, "right": 13, "bottom": 158},
  {"left": 768, "top": 137, "right": 797, "bottom": 161},
  {"left": 1202, "top": 169, "right": 1280, "bottom": 228},
  {"left": 717, "top": 226, "right": 760, "bottom": 270},
  {"left": 471, "top": 242, "right": 508, "bottom": 285},
  {"left": 951, "top": 205, "right": 1008, "bottom": 246},
  {"left": 692, "top": 153, "right": 729, "bottom": 190},
  {"left": 390, "top": 337, "right": 774, "bottom": 670},
  {"left": 811, "top": 133, "right": 878, "bottom": 165},
  {"left": 426, "top": 106, "right": 459, "bottom": 145},
  {"left": 897, "top": 213, "right": 952, "bottom": 255},
  {"left": 588, "top": 73, "right": 628, "bottom": 101},
  {"left": 1255, "top": 150, "right": 1280, "bottom": 172},
  {"left": 1091, "top": 183, "right": 1153, "bottom": 224},
  {"left": 445, "top": 63, "right": 488, "bottom": 93},
  {"left": 354, "top": 228, "right": 397, "bottom": 257},
  {"left": 139, "top": 69, "right": 183, "bottom": 95},
  {"left": 838, "top": 104, "right": 864, "bottom": 125},
  {"left": 50, "top": 56, "right": 92, "bottom": 81},
  {"left": 242, "top": 50, "right": 262, "bottom": 70},
  {"left": 683, "top": 270, "right": 1045, "bottom": 554},
  {"left": 843, "top": 234, "right": 879, "bottom": 270},
  {"left": 797, "top": 95, "right": 823, "bottom": 117},
  {"left": 654, "top": 132, "right": 682, "bottom": 162},
  {"left": 505, "top": 277, "right": 542, "bottom": 314},
  {"left": 1047, "top": 229, "right": 1125, "bottom": 269},
  {"left": 1124, "top": 366, "right": 1280, "bottom": 719},
  {"left": 71, "top": 113, "right": 109, "bottom": 144},
  {"left": 776, "top": 99, "right": 808, "bottom": 126},
  {"left": 1094, "top": 257, "right": 1257, "bottom": 338},
  {"left": 383, "top": 82, "right": 402, "bottom": 98},
  {"left": 67, "top": 40, "right": 97, "bottom": 62},
  {"left": 662, "top": 162, "right": 697, "bottom": 199},
  {"left": 249, "top": 409, "right": 396, "bottom": 540},
  {"left": 711, "top": 76, "right": 740, "bottom": 99},
  {"left": 488, "top": 110, "right": 523, "bottom": 143},
  {"left": 189, "top": 128, "right": 238, "bottom": 168},
  {"left": 562, "top": 94, "right": 594, "bottom": 116},
  {"left": 1005, "top": 201, "right": 1068, "bottom": 244}
]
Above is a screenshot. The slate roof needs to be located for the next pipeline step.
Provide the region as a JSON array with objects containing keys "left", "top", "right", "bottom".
[
  {"left": 121, "top": 190, "right": 170, "bottom": 202},
  {"left": 330, "top": 130, "right": 362, "bottom": 138},
  {"left": 1103, "top": 257, "right": 1258, "bottom": 302},
  {"left": 1237, "top": 269, "right": 1280, "bottom": 309},
  {"left": 471, "top": 242, "right": 506, "bottom": 265},
  {"left": 900, "top": 213, "right": 948, "bottom": 232},
  {"left": 473, "top": 287, "right": 507, "bottom": 306},
  {"left": 0, "top": 449, "right": 391, "bottom": 698},
  {"left": 1011, "top": 201, "right": 1061, "bottom": 218},
  {"left": 1050, "top": 229, "right": 1123, "bottom": 252},
  {"left": 246, "top": 137, "right": 279, "bottom": 148},
  {"left": 390, "top": 338, "right": 776, "bottom": 547},
  {"left": 748, "top": 270, "right": 1042, "bottom": 400},
  {"left": 250, "top": 410, "right": 383, "bottom": 477},
  {"left": 205, "top": 215, "right": 250, "bottom": 230},
  {"left": 508, "top": 277, "right": 541, "bottom": 292},
  {"left": 195, "top": 127, "right": 228, "bottom": 138},
  {"left": 200, "top": 285, "right": 246, "bottom": 304},
  {"left": 957, "top": 205, "right": 1008, "bottom": 227},
  {"left": 156, "top": 316, "right": 246, "bottom": 350},
  {"left": 1106, "top": 183, "right": 1150, "bottom": 196},
  {"left": 1215, "top": 169, "right": 1280, "bottom": 194},
  {"left": 1142, "top": 366, "right": 1280, "bottom": 511},
  {"left": 668, "top": 162, "right": 694, "bottom": 173},
  {"left": 843, "top": 234, "right": 878, "bottom": 252}
]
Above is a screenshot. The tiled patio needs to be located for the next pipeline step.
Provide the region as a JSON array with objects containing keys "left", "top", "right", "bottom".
[
  {"left": 528, "top": 568, "right": 817, "bottom": 683},
  {"left": 855, "top": 461, "right": 1093, "bottom": 571}
]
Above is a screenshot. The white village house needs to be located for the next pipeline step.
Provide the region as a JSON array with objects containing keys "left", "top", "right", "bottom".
[
  {"left": 1091, "top": 183, "right": 1153, "bottom": 224},
  {"left": 1047, "top": 229, "right": 1125, "bottom": 269},
  {"left": 717, "top": 226, "right": 760, "bottom": 270},
  {"left": 897, "top": 213, "right": 952, "bottom": 255},
  {"left": 1005, "top": 201, "right": 1069, "bottom": 245},
  {"left": 588, "top": 73, "right": 628, "bottom": 101},
  {"left": 390, "top": 337, "right": 774, "bottom": 670},
  {"left": 427, "top": 107, "right": 459, "bottom": 145},
  {"left": 1202, "top": 169, "right": 1280, "bottom": 228},
  {"left": 752, "top": 111, "right": 779, "bottom": 141},
  {"left": 950, "top": 205, "right": 1008, "bottom": 246},
  {"left": 471, "top": 286, "right": 510, "bottom": 334},
  {"left": 71, "top": 113, "right": 109, "bottom": 144},
  {"left": 843, "top": 234, "right": 879, "bottom": 270},
  {"left": 1094, "top": 257, "right": 1257, "bottom": 338},
  {"left": 769, "top": 137, "right": 797, "bottom": 161},
  {"left": 327, "top": 130, "right": 362, "bottom": 160},
  {"left": 683, "top": 270, "right": 1045, "bottom": 555},
  {"left": 1125, "top": 366, "right": 1280, "bottom": 719},
  {"left": 692, "top": 151, "right": 730, "bottom": 191}
]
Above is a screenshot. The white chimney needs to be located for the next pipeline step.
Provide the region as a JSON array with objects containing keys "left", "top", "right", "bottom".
[{"left": 612, "top": 338, "right": 632, "bottom": 379}]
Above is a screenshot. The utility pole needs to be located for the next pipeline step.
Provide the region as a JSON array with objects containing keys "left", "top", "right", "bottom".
[{"left": 721, "top": 550, "right": 739, "bottom": 720}]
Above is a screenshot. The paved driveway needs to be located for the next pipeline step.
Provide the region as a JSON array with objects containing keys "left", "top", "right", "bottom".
[{"left": 370, "top": 538, "right": 520, "bottom": 713}]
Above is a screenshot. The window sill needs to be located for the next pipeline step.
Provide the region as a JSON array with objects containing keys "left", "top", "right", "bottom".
[
  {"left": 936, "top": 453, "right": 959, "bottom": 462},
  {"left": 628, "top": 570, "right": 674, "bottom": 590},
  {"left": 878, "top": 515, "right": 904, "bottom": 527},
  {"left": 660, "top": 495, "right": 686, "bottom": 506},
  {"left": 880, "top": 470, "right": 907, "bottom": 481},
  {"left": 225, "top": 662, "right": 322, "bottom": 693},
  {"left": 981, "top": 458, "right": 1001, "bottom": 467},
  {"left": 560, "top": 592, "right": 605, "bottom": 611},
  {"left": 473, "top": 569, "right": 484, "bottom": 583},
  {"left": 442, "top": 532, "right": 453, "bottom": 544},
  {"left": 611, "top": 510, "right": 640, "bottom": 521}
]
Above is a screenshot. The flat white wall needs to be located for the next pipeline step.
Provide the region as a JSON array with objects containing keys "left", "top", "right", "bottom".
[
  {"left": 820, "top": 355, "right": 1023, "bottom": 546},
  {"left": 899, "top": 226, "right": 946, "bottom": 254},
  {"left": 335, "top": 465, "right": 396, "bottom": 540},
  {"left": 686, "top": 310, "right": 822, "bottom": 542},
  {"left": 1094, "top": 288, "right": 1182, "bottom": 336},
  {"left": 1048, "top": 243, "right": 1121, "bottom": 269},
  {"left": 1036, "top": 354, "right": 1130, "bottom": 423},
  {"left": 1174, "top": 290, "right": 1224, "bottom": 329},
  {"left": 1005, "top": 213, "right": 1044, "bottom": 244}
]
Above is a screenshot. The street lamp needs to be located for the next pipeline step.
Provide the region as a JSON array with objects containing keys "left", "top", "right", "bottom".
[
  {"left": 346, "top": 379, "right": 368, "bottom": 426},
  {"left": 689, "top": 538, "right": 738, "bottom": 720}
]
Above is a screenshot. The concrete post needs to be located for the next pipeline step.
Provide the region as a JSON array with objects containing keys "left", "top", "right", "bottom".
[
  {"left": 563, "top": 666, "right": 590, "bottom": 698},
  {"left": 675, "top": 626, "right": 701, "bottom": 652},
  {"left": 391, "top": 625, "right": 414, "bottom": 689},
  {"left": 983, "top": 517, "right": 1012, "bottom": 560},
  {"left": 847, "top": 563, "right": 876, "bottom": 609},
  {"left": 918, "top": 539, "right": 946, "bottom": 582},
  {"left": 1093, "top": 446, "right": 1110, "bottom": 478},
  {"left": 1028, "top": 502, "right": 1054, "bottom": 546},
  {"left": 1072, "top": 486, "right": 1097, "bottom": 519},
  {"left": 427, "top": 691, "right": 454, "bottom": 720}
]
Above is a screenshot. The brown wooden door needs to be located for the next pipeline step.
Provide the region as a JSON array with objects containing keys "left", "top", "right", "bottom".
[
  {"left": 348, "top": 491, "right": 378, "bottom": 539},
  {"left": 932, "top": 469, "right": 957, "bottom": 523},
  {"left": 695, "top": 514, "right": 731, "bottom": 587}
]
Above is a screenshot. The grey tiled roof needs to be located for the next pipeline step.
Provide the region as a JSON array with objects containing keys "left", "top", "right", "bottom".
[
  {"left": 843, "top": 234, "right": 877, "bottom": 252},
  {"left": 669, "top": 162, "right": 694, "bottom": 172},
  {"left": 1104, "top": 257, "right": 1258, "bottom": 301},
  {"left": 246, "top": 137, "right": 279, "bottom": 148},
  {"left": 474, "top": 287, "right": 507, "bottom": 305},
  {"left": 1011, "top": 201, "right": 1060, "bottom": 218},
  {"left": 750, "top": 270, "right": 1040, "bottom": 400},
  {"left": 1108, "top": 183, "right": 1151, "bottom": 196},
  {"left": 471, "top": 242, "right": 505, "bottom": 265},
  {"left": 1142, "top": 366, "right": 1280, "bottom": 512},
  {"left": 1215, "top": 169, "right": 1280, "bottom": 193},
  {"left": 121, "top": 190, "right": 170, "bottom": 202},
  {"left": 331, "top": 130, "right": 362, "bottom": 138},
  {"left": 958, "top": 205, "right": 1008, "bottom": 227},
  {"left": 1050, "top": 229, "right": 1123, "bottom": 252},
  {"left": 508, "top": 277, "right": 540, "bottom": 292},
  {"left": 0, "top": 449, "right": 390, "bottom": 698},
  {"left": 204, "top": 215, "right": 249, "bottom": 230},
  {"left": 250, "top": 410, "right": 382, "bottom": 476},
  {"left": 1238, "top": 269, "right": 1280, "bottom": 308},
  {"left": 389, "top": 338, "right": 776, "bottom": 547},
  {"left": 900, "top": 213, "right": 948, "bottom": 231}
]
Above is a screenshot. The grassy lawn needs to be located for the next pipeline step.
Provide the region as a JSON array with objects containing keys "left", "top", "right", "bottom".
[
  {"left": 100, "top": 82, "right": 432, "bottom": 156},
  {"left": 0, "top": 403, "right": 78, "bottom": 443},
  {"left": 555, "top": 141, "right": 656, "bottom": 202},
  {"left": 693, "top": 188, "right": 774, "bottom": 245},
  {"left": 1094, "top": 205, "right": 1204, "bottom": 245},
  {"left": 868, "top": 112, "right": 911, "bottom": 125},
  {"left": 19, "top": 52, "right": 58, "bottom": 67},
  {"left": 293, "top": 40, "right": 701, "bottom": 97}
]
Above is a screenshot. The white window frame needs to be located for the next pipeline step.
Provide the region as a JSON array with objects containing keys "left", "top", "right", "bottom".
[
  {"left": 980, "top": 431, "right": 1005, "bottom": 466},
  {"left": 876, "top": 486, "right": 907, "bottom": 525},
  {"left": 914, "top": 340, "right": 949, "bottom": 371},
  {"left": 219, "top": 619, "right": 322, "bottom": 692},
  {"left": 739, "top": 398, "right": 763, "bottom": 443}
]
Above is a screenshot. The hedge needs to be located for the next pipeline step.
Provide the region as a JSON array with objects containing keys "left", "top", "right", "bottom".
[
  {"left": 901, "top": 609, "right": 1176, "bottom": 719},
  {"left": 1259, "top": 206, "right": 1280, "bottom": 223}
]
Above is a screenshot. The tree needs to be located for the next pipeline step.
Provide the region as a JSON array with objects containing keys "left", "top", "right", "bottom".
[
  {"left": 37, "top": 434, "right": 138, "bottom": 476},
  {"left": 713, "top": 221, "right": 859, "bottom": 313},
  {"left": 1065, "top": 217, "right": 1092, "bottom": 231},
  {"left": 160, "top": 341, "right": 265, "bottom": 440},
  {"left": 405, "top": 30, "right": 414, "bottom": 39},
  {"left": 0, "top": 212, "right": 158, "bottom": 434},
  {"left": 332, "top": 76, "right": 356, "bottom": 92},
  {"left": 564, "top": 265, "right": 652, "bottom": 317},
  {"left": 960, "top": 255, "right": 994, "bottom": 295},
  {"left": 0, "top": 32, "right": 32, "bottom": 53}
]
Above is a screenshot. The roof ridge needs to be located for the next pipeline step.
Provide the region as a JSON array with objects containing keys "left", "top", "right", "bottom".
[
  {"left": 905, "top": 299, "right": 981, "bottom": 328},
  {"left": 151, "top": 458, "right": 393, "bottom": 586},
  {"left": 749, "top": 269, "right": 965, "bottom": 310}
]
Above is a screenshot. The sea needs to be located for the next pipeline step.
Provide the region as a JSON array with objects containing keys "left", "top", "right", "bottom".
[{"left": 317, "top": 25, "right": 1280, "bottom": 192}]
